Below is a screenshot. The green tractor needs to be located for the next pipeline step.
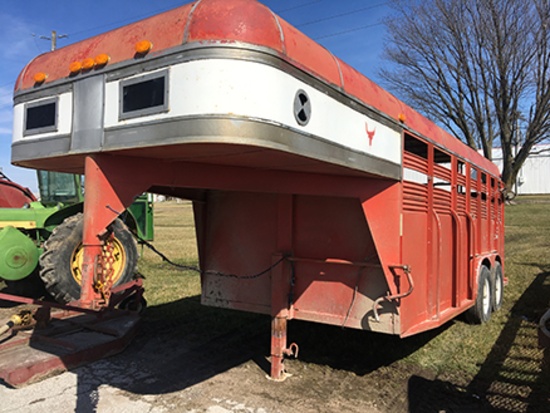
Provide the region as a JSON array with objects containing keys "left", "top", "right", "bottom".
[{"left": 0, "top": 170, "right": 153, "bottom": 303}]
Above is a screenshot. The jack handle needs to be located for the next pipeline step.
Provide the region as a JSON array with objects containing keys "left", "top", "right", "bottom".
[
  {"left": 283, "top": 342, "right": 299, "bottom": 358},
  {"left": 373, "top": 265, "right": 414, "bottom": 322}
]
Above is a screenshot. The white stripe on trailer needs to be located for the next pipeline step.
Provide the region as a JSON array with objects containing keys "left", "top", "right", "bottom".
[
  {"left": 403, "top": 167, "right": 428, "bottom": 185},
  {"left": 103, "top": 59, "right": 402, "bottom": 166}
]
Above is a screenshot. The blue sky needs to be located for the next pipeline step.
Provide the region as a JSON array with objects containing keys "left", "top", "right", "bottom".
[{"left": 0, "top": 0, "right": 392, "bottom": 193}]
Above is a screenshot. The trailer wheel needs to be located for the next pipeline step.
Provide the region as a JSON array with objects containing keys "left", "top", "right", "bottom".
[
  {"left": 39, "top": 213, "right": 138, "bottom": 304},
  {"left": 466, "top": 265, "right": 492, "bottom": 324},
  {"left": 491, "top": 262, "right": 504, "bottom": 311}
]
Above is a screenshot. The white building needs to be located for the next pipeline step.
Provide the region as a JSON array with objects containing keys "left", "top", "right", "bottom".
[{"left": 492, "top": 144, "right": 550, "bottom": 195}]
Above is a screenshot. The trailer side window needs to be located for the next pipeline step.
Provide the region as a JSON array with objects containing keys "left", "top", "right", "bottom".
[
  {"left": 404, "top": 133, "right": 428, "bottom": 159},
  {"left": 480, "top": 172, "right": 488, "bottom": 200},
  {"left": 434, "top": 148, "right": 451, "bottom": 166},
  {"left": 24, "top": 98, "right": 58, "bottom": 135},
  {"left": 433, "top": 148, "right": 452, "bottom": 190},
  {"left": 457, "top": 160, "right": 465, "bottom": 175},
  {"left": 470, "top": 167, "right": 479, "bottom": 198},
  {"left": 120, "top": 70, "right": 169, "bottom": 120}
]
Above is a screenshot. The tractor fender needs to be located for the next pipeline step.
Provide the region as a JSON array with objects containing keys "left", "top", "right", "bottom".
[
  {"left": 43, "top": 202, "right": 140, "bottom": 236},
  {"left": 0, "top": 226, "right": 39, "bottom": 281},
  {"left": 43, "top": 203, "right": 84, "bottom": 231}
]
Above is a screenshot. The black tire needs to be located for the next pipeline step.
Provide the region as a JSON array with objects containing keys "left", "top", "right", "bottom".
[
  {"left": 39, "top": 213, "right": 138, "bottom": 304},
  {"left": 119, "top": 294, "right": 147, "bottom": 313},
  {"left": 466, "top": 265, "right": 492, "bottom": 324},
  {"left": 491, "top": 262, "right": 504, "bottom": 312}
]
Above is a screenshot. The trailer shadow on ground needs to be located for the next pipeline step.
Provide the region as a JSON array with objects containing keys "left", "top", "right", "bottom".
[
  {"left": 286, "top": 320, "right": 450, "bottom": 376},
  {"left": 405, "top": 267, "right": 550, "bottom": 413},
  {"left": 65, "top": 293, "right": 449, "bottom": 412},
  {"left": 466, "top": 266, "right": 550, "bottom": 413},
  {"left": 0, "top": 292, "right": 484, "bottom": 412}
]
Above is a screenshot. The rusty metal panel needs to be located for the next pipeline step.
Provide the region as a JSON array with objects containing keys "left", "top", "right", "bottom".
[
  {"left": 292, "top": 195, "right": 374, "bottom": 262},
  {"left": 278, "top": 19, "right": 342, "bottom": 87},
  {"left": 198, "top": 190, "right": 399, "bottom": 334},
  {"left": 291, "top": 261, "right": 395, "bottom": 334},
  {"left": 290, "top": 195, "right": 396, "bottom": 333},
  {"left": 200, "top": 191, "right": 276, "bottom": 313},
  {"left": 436, "top": 213, "right": 455, "bottom": 311},
  {"left": 187, "top": 0, "right": 284, "bottom": 52},
  {"left": 400, "top": 211, "right": 429, "bottom": 332},
  {"left": 360, "top": 181, "right": 402, "bottom": 297},
  {"left": 456, "top": 215, "right": 470, "bottom": 306}
]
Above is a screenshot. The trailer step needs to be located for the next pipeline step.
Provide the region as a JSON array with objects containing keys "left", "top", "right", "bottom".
[{"left": 0, "top": 310, "right": 140, "bottom": 388}]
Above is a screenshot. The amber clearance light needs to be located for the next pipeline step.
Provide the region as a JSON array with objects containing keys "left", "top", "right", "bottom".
[
  {"left": 33, "top": 72, "right": 47, "bottom": 84},
  {"left": 82, "top": 58, "right": 95, "bottom": 70},
  {"left": 69, "top": 61, "right": 82, "bottom": 74},
  {"left": 135, "top": 40, "right": 153, "bottom": 54},
  {"left": 94, "top": 53, "right": 110, "bottom": 66}
]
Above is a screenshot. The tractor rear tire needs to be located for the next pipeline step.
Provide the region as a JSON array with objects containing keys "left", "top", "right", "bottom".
[
  {"left": 39, "top": 213, "right": 138, "bottom": 304},
  {"left": 465, "top": 265, "right": 492, "bottom": 324}
]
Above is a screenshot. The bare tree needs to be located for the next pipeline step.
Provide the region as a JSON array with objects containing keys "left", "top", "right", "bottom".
[{"left": 382, "top": 0, "right": 550, "bottom": 191}]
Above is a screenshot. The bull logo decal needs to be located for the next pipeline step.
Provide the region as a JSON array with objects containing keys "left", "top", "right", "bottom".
[{"left": 365, "top": 121, "right": 376, "bottom": 146}]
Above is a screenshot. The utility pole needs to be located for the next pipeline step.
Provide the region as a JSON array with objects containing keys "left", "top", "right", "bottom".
[{"left": 40, "top": 30, "right": 68, "bottom": 51}]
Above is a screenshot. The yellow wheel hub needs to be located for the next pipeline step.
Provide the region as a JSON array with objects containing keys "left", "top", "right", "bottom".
[{"left": 71, "top": 237, "right": 126, "bottom": 285}]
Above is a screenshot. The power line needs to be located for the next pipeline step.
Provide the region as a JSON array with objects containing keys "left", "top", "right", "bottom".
[
  {"left": 296, "top": 2, "right": 387, "bottom": 28},
  {"left": 68, "top": 1, "right": 323, "bottom": 39},
  {"left": 67, "top": 1, "right": 184, "bottom": 39},
  {"left": 32, "top": 34, "right": 44, "bottom": 54},
  {"left": 313, "top": 22, "right": 384, "bottom": 41},
  {"left": 21, "top": 2, "right": 388, "bottom": 54},
  {"left": 276, "top": 0, "right": 323, "bottom": 14}
]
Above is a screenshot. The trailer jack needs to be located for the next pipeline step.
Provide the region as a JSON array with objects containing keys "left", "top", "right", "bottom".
[{"left": 269, "top": 316, "right": 299, "bottom": 381}]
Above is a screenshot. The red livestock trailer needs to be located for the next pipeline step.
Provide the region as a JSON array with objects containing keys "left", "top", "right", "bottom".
[{"left": 11, "top": 0, "right": 505, "bottom": 380}]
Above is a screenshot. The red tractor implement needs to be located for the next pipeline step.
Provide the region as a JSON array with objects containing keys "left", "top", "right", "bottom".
[{"left": 0, "top": 171, "right": 36, "bottom": 208}]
